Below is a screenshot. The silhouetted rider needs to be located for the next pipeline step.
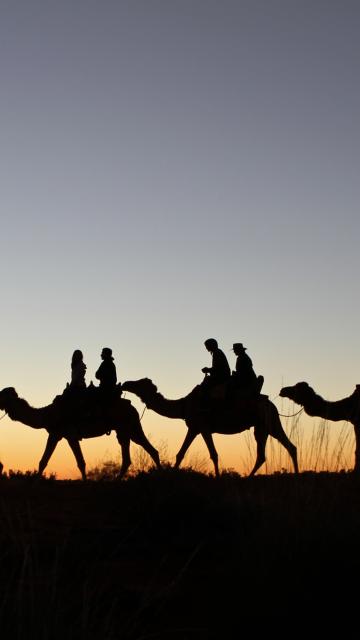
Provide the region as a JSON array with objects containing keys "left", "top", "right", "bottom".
[
  {"left": 95, "top": 347, "right": 117, "bottom": 395},
  {"left": 57, "top": 349, "right": 87, "bottom": 425},
  {"left": 231, "top": 343, "right": 263, "bottom": 395},
  {"left": 202, "top": 338, "right": 231, "bottom": 388},
  {"left": 70, "top": 349, "right": 87, "bottom": 390}
]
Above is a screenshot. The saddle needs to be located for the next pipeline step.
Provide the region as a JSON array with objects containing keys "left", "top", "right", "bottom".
[
  {"left": 53, "top": 382, "right": 123, "bottom": 423},
  {"left": 192, "top": 374, "right": 266, "bottom": 413}
]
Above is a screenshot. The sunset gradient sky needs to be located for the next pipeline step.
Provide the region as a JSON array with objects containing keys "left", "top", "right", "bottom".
[{"left": 1, "top": 1, "right": 359, "bottom": 477}]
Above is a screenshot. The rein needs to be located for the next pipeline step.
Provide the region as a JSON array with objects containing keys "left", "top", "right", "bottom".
[
  {"left": 278, "top": 407, "right": 304, "bottom": 418},
  {"left": 122, "top": 390, "right": 147, "bottom": 421},
  {"left": 272, "top": 395, "right": 304, "bottom": 418}
]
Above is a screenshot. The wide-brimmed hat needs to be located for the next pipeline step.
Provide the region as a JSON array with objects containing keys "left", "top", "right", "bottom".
[{"left": 232, "top": 343, "right": 247, "bottom": 351}]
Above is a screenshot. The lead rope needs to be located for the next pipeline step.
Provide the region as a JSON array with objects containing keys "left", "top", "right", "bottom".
[
  {"left": 272, "top": 395, "right": 304, "bottom": 418},
  {"left": 278, "top": 407, "right": 304, "bottom": 418},
  {"left": 122, "top": 391, "right": 147, "bottom": 421}
]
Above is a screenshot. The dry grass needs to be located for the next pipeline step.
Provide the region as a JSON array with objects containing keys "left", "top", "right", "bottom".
[
  {"left": 232, "top": 411, "right": 355, "bottom": 476},
  {"left": 83, "top": 410, "right": 356, "bottom": 482}
]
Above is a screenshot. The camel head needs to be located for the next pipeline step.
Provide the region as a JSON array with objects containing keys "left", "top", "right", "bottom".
[
  {"left": 122, "top": 378, "right": 159, "bottom": 404},
  {"left": 279, "top": 382, "right": 312, "bottom": 406},
  {"left": 0, "top": 387, "right": 19, "bottom": 410}
]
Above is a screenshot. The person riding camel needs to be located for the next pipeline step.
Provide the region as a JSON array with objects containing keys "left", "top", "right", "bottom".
[
  {"left": 201, "top": 338, "right": 231, "bottom": 398},
  {"left": 231, "top": 343, "right": 264, "bottom": 395},
  {"left": 56, "top": 349, "right": 87, "bottom": 426},
  {"left": 95, "top": 347, "right": 118, "bottom": 396},
  {"left": 70, "top": 349, "right": 87, "bottom": 390}
]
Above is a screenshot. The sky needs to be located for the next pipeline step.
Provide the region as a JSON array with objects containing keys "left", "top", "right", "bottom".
[{"left": 1, "top": 0, "right": 359, "bottom": 478}]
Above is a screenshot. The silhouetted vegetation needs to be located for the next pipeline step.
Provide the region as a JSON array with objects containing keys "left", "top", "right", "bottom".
[{"left": 0, "top": 467, "right": 359, "bottom": 638}]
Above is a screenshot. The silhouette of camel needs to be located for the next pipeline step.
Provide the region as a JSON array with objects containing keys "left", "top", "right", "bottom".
[
  {"left": 0, "top": 387, "right": 161, "bottom": 479},
  {"left": 280, "top": 381, "right": 360, "bottom": 472},
  {"left": 122, "top": 378, "right": 298, "bottom": 476}
]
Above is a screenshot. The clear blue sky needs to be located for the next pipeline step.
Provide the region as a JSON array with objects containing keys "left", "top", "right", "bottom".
[{"left": 1, "top": 1, "right": 359, "bottom": 476}]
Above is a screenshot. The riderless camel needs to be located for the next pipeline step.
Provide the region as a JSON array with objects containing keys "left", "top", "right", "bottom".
[{"left": 280, "top": 381, "right": 360, "bottom": 473}]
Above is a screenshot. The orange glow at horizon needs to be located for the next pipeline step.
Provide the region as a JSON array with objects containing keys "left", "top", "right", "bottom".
[{"left": 0, "top": 411, "right": 355, "bottom": 479}]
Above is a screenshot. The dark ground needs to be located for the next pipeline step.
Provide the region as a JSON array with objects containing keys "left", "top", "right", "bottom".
[{"left": 1, "top": 468, "right": 360, "bottom": 639}]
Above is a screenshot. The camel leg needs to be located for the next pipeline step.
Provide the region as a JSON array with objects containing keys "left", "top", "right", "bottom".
[
  {"left": 273, "top": 431, "right": 298, "bottom": 473},
  {"left": 67, "top": 439, "right": 87, "bottom": 480},
  {"left": 201, "top": 432, "right": 220, "bottom": 477},
  {"left": 38, "top": 433, "right": 61, "bottom": 476},
  {"left": 270, "top": 417, "right": 299, "bottom": 473},
  {"left": 249, "top": 429, "right": 267, "bottom": 476},
  {"left": 131, "top": 430, "right": 162, "bottom": 470},
  {"left": 116, "top": 435, "right": 132, "bottom": 479},
  {"left": 175, "top": 430, "right": 198, "bottom": 469}
]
